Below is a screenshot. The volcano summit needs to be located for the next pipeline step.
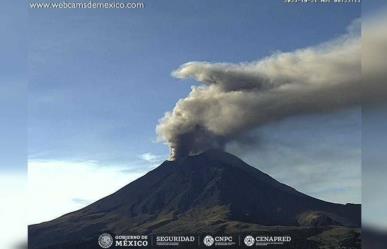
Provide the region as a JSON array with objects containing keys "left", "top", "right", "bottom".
[{"left": 29, "top": 150, "right": 360, "bottom": 249}]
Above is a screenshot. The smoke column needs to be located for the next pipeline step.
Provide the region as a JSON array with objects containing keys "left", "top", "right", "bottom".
[{"left": 157, "top": 21, "right": 385, "bottom": 160}]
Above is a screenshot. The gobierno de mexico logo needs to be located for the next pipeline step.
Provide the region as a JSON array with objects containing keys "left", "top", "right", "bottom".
[{"left": 98, "top": 233, "right": 114, "bottom": 248}]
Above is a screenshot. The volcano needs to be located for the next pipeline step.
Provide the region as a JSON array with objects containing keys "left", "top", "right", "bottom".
[{"left": 29, "top": 150, "right": 360, "bottom": 249}]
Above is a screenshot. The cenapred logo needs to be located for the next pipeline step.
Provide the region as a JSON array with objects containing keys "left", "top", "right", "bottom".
[
  {"left": 98, "top": 233, "right": 114, "bottom": 248},
  {"left": 244, "top": 235, "right": 255, "bottom": 247},
  {"left": 203, "top": 235, "right": 215, "bottom": 247}
]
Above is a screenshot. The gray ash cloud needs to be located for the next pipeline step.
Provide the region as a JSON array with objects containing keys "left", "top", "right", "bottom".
[{"left": 157, "top": 19, "right": 386, "bottom": 160}]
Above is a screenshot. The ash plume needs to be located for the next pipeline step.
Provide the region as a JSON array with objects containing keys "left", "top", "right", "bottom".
[{"left": 157, "top": 20, "right": 386, "bottom": 160}]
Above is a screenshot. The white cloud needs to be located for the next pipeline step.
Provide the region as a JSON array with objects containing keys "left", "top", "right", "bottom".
[
  {"left": 28, "top": 160, "right": 147, "bottom": 225},
  {"left": 139, "top": 152, "right": 163, "bottom": 163},
  {"left": 0, "top": 173, "right": 27, "bottom": 249}
]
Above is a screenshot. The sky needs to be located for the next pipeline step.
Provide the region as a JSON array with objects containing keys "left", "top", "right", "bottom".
[
  {"left": 362, "top": 105, "right": 387, "bottom": 230},
  {"left": 0, "top": 0, "right": 27, "bottom": 174},
  {"left": 0, "top": 1, "right": 27, "bottom": 248},
  {"left": 26, "top": 0, "right": 363, "bottom": 225},
  {"left": 29, "top": 0, "right": 361, "bottom": 164}
]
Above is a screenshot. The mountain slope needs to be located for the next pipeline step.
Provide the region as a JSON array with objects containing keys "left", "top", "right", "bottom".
[{"left": 29, "top": 150, "right": 360, "bottom": 249}]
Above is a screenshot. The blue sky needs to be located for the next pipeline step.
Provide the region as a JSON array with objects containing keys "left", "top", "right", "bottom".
[
  {"left": 0, "top": 1, "right": 28, "bottom": 248},
  {"left": 29, "top": 0, "right": 360, "bottom": 164},
  {"left": 362, "top": 104, "right": 387, "bottom": 229},
  {"left": 0, "top": 0, "right": 27, "bottom": 173}
]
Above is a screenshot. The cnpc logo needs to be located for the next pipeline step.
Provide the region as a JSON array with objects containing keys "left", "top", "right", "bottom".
[{"left": 203, "top": 235, "right": 234, "bottom": 246}]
